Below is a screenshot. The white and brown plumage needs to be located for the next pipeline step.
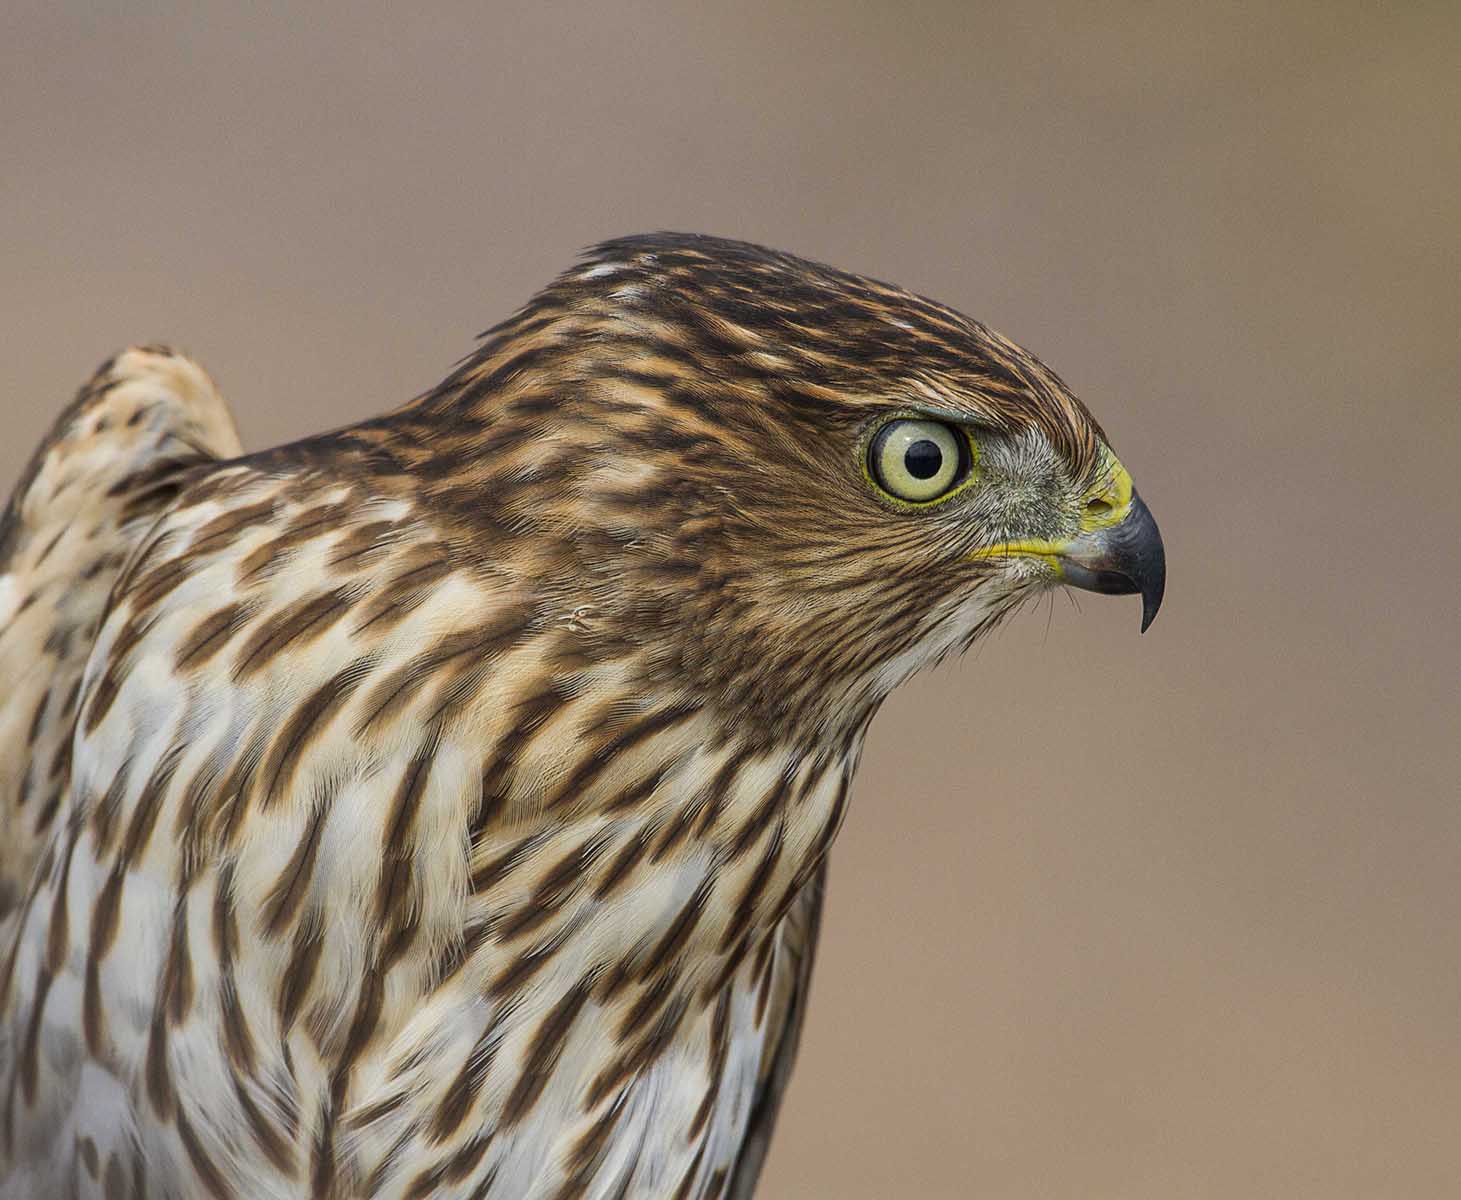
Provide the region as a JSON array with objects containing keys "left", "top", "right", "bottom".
[{"left": 0, "top": 235, "right": 1163, "bottom": 1199}]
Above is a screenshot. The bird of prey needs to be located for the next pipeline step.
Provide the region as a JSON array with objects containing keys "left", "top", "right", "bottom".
[{"left": 0, "top": 234, "right": 1163, "bottom": 1199}]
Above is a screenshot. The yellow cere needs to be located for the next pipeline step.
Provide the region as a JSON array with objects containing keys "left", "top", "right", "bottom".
[{"left": 1078, "top": 455, "right": 1133, "bottom": 534}]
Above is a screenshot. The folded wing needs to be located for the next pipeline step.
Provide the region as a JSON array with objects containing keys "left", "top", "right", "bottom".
[{"left": 0, "top": 348, "right": 241, "bottom": 922}]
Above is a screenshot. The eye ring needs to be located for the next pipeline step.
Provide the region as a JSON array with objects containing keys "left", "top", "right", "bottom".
[{"left": 866, "top": 418, "right": 973, "bottom": 505}]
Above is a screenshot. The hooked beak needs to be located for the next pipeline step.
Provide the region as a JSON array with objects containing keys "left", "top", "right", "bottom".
[{"left": 1057, "top": 491, "right": 1166, "bottom": 632}]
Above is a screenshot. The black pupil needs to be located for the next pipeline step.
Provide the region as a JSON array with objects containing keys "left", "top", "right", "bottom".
[{"left": 904, "top": 438, "right": 943, "bottom": 480}]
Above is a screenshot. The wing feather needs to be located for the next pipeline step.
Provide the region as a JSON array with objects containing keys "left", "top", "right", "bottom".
[{"left": 0, "top": 348, "right": 240, "bottom": 920}]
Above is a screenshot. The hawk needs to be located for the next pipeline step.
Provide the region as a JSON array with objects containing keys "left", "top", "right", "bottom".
[{"left": 0, "top": 235, "right": 1163, "bottom": 1199}]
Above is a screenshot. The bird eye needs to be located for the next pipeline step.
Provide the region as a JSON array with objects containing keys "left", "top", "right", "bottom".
[{"left": 868, "top": 418, "right": 970, "bottom": 503}]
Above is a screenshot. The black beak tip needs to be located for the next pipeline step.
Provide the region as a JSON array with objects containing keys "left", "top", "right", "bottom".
[
  {"left": 1132, "top": 491, "right": 1166, "bottom": 633},
  {"left": 1139, "top": 585, "right": 1162, "bottom": 634}
]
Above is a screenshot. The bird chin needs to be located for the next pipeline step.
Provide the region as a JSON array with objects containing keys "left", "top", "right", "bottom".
[
  {"left": 968, "top": 552, "right": 1062, "bottom": 606},
  {"left": 996, "top": 554, "right": 1061, "bottom": 585}
]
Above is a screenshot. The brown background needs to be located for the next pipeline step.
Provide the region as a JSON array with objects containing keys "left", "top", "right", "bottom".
[{"left": 3, "top": 3, "right": 1458, "bottom": 1196}]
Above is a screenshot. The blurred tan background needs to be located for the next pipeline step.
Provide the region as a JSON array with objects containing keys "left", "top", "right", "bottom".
[{"left": 3, "top": 2, "right": 1458, "bottom": 1196}]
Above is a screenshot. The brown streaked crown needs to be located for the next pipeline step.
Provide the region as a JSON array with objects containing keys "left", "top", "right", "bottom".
[{"left": 432, "top": 233, "right": 1104, "bottom": 469}]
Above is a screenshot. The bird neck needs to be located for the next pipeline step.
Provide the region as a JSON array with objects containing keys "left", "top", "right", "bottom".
[{"left": 457, "top": 692, "right": 864, "bottom": 992}]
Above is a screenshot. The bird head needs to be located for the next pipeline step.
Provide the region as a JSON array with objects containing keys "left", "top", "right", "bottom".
[{"left": 410, "top": 234, "right": 1163, "bottom": 735}]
